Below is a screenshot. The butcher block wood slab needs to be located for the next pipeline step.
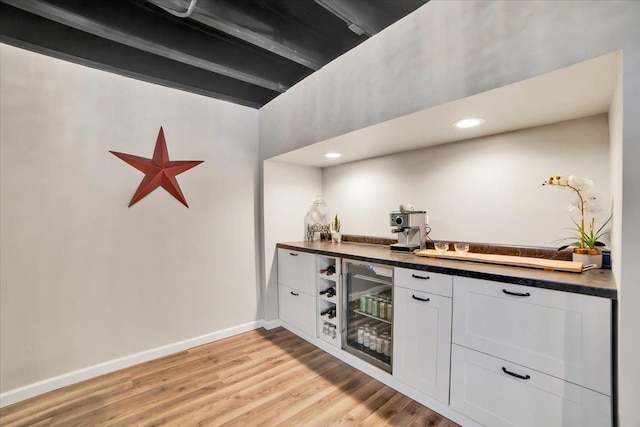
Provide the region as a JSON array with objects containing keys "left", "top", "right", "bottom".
[{"left": 414, "top": 249, "right": 584, "bottom": 273}]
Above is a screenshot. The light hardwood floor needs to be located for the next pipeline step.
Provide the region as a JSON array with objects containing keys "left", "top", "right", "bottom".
[{"left": 0, "top": 327, "right": 459, "bottom": 426}]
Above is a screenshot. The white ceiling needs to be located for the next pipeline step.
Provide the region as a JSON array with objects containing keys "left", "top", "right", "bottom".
[{"left": 270, "top": 51, "right": 621, "bottom": 168}]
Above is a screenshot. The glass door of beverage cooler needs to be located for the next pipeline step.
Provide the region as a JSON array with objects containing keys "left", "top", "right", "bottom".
[{"left": 341, "top": 259, "right": 393, "bottom": 373}]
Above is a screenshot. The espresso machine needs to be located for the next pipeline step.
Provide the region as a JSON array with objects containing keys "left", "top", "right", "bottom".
[{"left": 390, "top": 210, "right": 427, "bottom": 252}]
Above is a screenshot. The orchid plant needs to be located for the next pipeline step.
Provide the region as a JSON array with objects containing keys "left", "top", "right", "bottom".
[{"left": 542, "top": 175, "right": 611, "bottom": 250}]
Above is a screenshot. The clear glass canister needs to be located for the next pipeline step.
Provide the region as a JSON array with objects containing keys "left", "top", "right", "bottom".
[{"left": 303, "top": 195, "right": 328, "bottom": 241}]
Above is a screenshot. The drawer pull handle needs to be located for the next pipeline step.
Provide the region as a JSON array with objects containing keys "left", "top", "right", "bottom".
[
  {"left": 502, "top": 289, "right": 531, "bottom": 297},
  {"left": 411, "top": 274, "right": 430, "bottom": 280},
  {"left": 290, "top": 291, "right": 299, "bottom": 296},
  {"left": 289, "top": 252, "right": 299, "bottom": 256},
  {"left": 502, "top": 367, "right": 531, "bottom": 380},
  {"left": 412, "top": 295, "right": 430, "bottom": 302}
]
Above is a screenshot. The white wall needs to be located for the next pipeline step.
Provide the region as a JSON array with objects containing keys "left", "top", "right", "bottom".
[
  {"left": 260, "top": 1, "right": 639, "bottom": 160},
  {"left": 259, "top": 2, "right": 640, "bottom": 424},
  {"left": 0, "top": 44, "right": 260, "bottom": 393},
  {"left": 618, "top": 54, "right": 640, "bottom": 427},
  {"left": 322, "top": 116, "right": 611, "bottom": 247},
  {"left": 262, "top": 161, "right": 322, "bottom": 321}
]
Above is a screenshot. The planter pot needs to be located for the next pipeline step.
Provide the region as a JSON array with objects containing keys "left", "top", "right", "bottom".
[
  {"left": 572, "top": 248, "right": 603, "bottom": 269},
  {"left": 331, "top": 232, "right": 342, "bottom": 243}
]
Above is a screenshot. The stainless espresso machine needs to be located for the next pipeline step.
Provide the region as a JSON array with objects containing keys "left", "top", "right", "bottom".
[{"left": 389, "top": 211, "right": 427, "bottom": 252}]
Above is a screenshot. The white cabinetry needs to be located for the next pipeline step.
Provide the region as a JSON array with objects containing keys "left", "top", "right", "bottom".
[
  {"left": 450, "top": 345, "right": 611, "bottom": 427},
  {"left": 451, "top": 276, "right": 612, "bottom": 426},
  {"left": 278, "top": 284, "right": 316, "bottom": 336},
  {"left": 317, "top": 255, "right": 341, "bottom": 346},
  {"left": 393, "top": 268, "right": 453, "bottom": 404},
  {"left": 277, "top": 249, "right": 316, "bottom": 337},
  {"left": 277, "top": 249, "right": 316, "bottom": 295}
]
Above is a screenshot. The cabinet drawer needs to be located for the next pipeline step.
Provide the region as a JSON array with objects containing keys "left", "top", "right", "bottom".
[
  {"left": 394, "top": 267, "right": 452, "bottom": 297},
  {"left": 393, "top": 286, "right": 452, "bottom": 404},
  {"left": 277, "top": 248, "right": 316, "bottom": 295},
  {"left": 450, "top": 345, "right": 611, "bottom": 427},
  {"left": 452, "top": 277, "right": 611, "bottom": 395},
  {"left": 278, "top": 284, "right": 316, "bottom": 337}
]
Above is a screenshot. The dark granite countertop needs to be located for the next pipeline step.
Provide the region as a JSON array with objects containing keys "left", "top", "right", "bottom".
[{"left": 277, "top": 241, "right": 617, "bottom": 299}]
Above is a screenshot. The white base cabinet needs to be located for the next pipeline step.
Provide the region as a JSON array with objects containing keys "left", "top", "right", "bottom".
[
  {"left": 450, "top": 345, "right": 612, "bottom": 427},
  {"left": 452, "top": 276, "right": 611, "bottom": 395},
  {"left": 278, "top": 284, "right": 316, "bottom": 337},
  {"left": 451, "top": 276, "right": 612, "bottom": 426},
  {"left": 277, "top": 249, "right": 317, "bottom": 337},
  {"left": 275, "top": 247, "right": 614, "bottom": 427},
  {"left": 277, "top": 249, "right": 316, "bottom": 295},
  {"left": 393, "top": 268, "right": 453, "bottom": 404}
]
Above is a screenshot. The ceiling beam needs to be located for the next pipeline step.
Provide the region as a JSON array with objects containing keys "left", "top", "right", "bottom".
[
  {"left": 148, "top": 0, "right": 330, "bottom": 70},
  {"left": 1, "top": 0, "right": 312, "bottom": 92},
  {"left": 0, "top": 3, "right": 279, "bottom": 108},
  {"left": 315, "top": 0, "right": 429, "bottom": 37}
]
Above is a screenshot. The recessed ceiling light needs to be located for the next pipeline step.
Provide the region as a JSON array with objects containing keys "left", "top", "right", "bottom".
[
  {"left": 452, "top": 117, "right": 485, "bottom": 128},
  {"left": 325, "top": 152, "right": 342, "bottom": 158}
]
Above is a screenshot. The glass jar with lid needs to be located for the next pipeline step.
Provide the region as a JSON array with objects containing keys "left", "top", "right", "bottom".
[{"left": 303, "top": 195, "right": 329, "bottom": 241}]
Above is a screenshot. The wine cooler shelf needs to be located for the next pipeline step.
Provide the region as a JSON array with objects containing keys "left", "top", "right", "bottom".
[
  {"left": 347, "top": 338, "right": 392, "bottom": 365},
  {"left": 357, "top": 294, "right": 392, "bottom": 321},
  {"left": 353, "top": 309, "right": 391, "bottom": 325}
]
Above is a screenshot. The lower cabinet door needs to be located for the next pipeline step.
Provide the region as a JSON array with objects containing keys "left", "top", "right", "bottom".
[
  {"left": 393, "top": 286, "right": 452, "bottom": 404},
  {"left": 452, "top": 276, "right": 611, "bottom": 395},
  {"left": 450, "top": 345, "right": 612, "bottom": 427},
  {"left": 278, "top": 284, "right": 316, "bottom": 337}
]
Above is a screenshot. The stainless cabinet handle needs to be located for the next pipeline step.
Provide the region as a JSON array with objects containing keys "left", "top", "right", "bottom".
[
  {"left": 411, "top": 274, "right": 430, "bottom": 280},
  {"left": 290, "top": 291, "right": 299, "bottom": 296},
  {"left": 412, "top": 295, "right": 430, "bottom": 302},
  {"left": 289, "top": 252, "right": 298, "bottom": 256}
]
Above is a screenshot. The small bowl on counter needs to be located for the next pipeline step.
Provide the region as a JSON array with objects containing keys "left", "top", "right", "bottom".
[
  {"left": 434, "top": 242, "right": 449, "bottom": 253},
  {"left": 454, "top": 242, "right": 470, "bottom": 254}
]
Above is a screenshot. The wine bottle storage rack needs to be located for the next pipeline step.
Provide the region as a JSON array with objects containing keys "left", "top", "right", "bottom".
[{"left": 317, "top": 255, "right": 341, "bottom": 348}]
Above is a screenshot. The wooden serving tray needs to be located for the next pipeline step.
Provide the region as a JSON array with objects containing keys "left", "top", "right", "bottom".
[{"left": 414, "top": 249, "right": 584, "bottom": 273}]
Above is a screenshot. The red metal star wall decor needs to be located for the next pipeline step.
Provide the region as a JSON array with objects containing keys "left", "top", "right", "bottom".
[{"left": 110, "top": 127, "right": 204, "bottom": 207}]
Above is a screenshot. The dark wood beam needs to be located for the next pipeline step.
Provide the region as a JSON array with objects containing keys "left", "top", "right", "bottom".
[
  {"left": 148, "top": 0, "right": 331, "bottom": 70},
  {"left": 0, "top": 2, "right": 278, "bottom": 108},
  {"left": 2, "top": 0, "right": 313, "bottom": 92}
]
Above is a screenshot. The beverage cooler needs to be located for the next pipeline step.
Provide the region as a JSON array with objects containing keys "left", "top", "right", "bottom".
[{"left": 341, "top": 259, "right": 393, "bottom": 373}]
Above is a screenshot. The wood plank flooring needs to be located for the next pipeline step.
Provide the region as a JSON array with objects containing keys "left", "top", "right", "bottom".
[{"left": 0, "top": 327, "right": 459, "bottom": 426}]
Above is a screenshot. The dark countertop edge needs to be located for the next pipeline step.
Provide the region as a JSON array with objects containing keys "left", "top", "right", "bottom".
[{"left": 276, "top": 242, "right": 617, "bottom": 300}]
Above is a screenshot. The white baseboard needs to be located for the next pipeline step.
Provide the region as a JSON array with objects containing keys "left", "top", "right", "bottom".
[
  {"left": 262, "top": 319, "right": 283, "bottom": 330},
  {"left": 0, "top": 320, "right": 263, "bottom": 408}
]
